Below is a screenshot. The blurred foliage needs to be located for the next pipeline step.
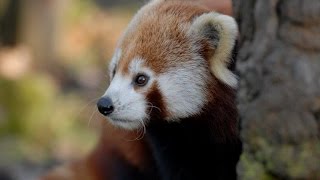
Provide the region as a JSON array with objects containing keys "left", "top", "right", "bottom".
[
  {"left": 0, "top": 0, "right": 138, "bottom": 173},
  {"left": 0, "top": 73, "right": 96, "bottom": 162}
]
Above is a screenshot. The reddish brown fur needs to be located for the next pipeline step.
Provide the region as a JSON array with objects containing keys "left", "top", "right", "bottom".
[
  {"left": 118, "top": 1, "right": 210, "bottom": 75},
  {"left": 145, "top": 82, "right": 168, "bottom": 119}
]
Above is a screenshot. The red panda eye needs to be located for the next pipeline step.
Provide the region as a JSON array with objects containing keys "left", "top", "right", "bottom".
[{"left": 134, "top": 74, "right": 149, "bottom": 86}]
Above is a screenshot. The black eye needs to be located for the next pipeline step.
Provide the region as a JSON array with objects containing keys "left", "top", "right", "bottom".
[{"left": 135, "top": 74, "right": 149, "bottom": 86}]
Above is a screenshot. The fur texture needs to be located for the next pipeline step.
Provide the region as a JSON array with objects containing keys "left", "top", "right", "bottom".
[
  {"left": 189, "top": 12, "right": 239, "bottom": 88},
  {"left": 104, "top": 0, "right": 238, "bottom": 126},
  {"left": 42, "top": 0, "right": 241, "bottom": 179},
  {"left": 102, "top": 0, "right": 242, "bottom": 179}
]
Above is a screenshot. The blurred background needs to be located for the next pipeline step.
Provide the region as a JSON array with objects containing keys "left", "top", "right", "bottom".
[
  {"left": 1, "top": 0, "right": 320, "bottom": 179},
  {"left": 0, "top": 0, "right": 145, "bottom": 179},
  {"left": 0, "top": 1, "right": 233, "bottom": 179},
  {"left": 0, "top": 0, "right": 231, "bottom": 179}
]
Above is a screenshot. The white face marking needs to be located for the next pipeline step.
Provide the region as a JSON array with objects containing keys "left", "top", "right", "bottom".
[
  {"left": 158, "top": 58, "right": 208, "bottom": 120},
  {"left": 103, "top": 1, "right": 236, "bottom": 127},
  {"left": 129, "top": 58, "right": 144, "bottom": 74},
  {"left": 103, "top": 58, "right": 153, "bottom": 130}
]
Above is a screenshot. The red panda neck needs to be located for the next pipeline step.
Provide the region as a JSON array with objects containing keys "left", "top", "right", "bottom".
[{"left": 146, "top": 83, "right": 241, "bottom": 179}]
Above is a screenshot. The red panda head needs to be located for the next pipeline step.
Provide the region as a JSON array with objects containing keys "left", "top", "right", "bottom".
[{"left": 97, "top": 0, "right": 238, "bottom": 130}]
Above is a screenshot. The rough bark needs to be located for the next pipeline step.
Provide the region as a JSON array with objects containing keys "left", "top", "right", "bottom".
[{"left": 233, "top": 0, "right": 320, "bottom": 179}]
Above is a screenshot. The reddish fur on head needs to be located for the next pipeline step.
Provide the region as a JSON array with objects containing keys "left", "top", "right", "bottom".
[{"left": 105, "top": 0, "right": 238, "bottom": 127}]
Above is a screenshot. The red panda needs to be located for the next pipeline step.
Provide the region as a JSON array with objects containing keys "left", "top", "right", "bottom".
[{"left": 42, "top": 0, "right": 241, "bottom": 179}]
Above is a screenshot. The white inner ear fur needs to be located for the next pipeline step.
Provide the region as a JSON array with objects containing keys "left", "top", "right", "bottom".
[{"left": 189, "top": 12, "right": 238, "bottom": 88}]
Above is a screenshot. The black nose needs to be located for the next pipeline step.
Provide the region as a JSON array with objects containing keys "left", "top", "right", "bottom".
[{"left": 97, "top": 97, "right": 114, "bottom": 116}]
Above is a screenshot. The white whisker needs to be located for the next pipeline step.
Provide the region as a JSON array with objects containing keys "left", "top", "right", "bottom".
[
  {"left": 88, "top": 109, "right": 98, "bottom": 127},
  {"left": 122, "top": 116, "right": 147, "bottom": 141},
  {"left": 79, "top": 97, "right": 100, "bottom": 114},
  {"left": 147, "top": 102, "right": 161, "bottom": 112}
]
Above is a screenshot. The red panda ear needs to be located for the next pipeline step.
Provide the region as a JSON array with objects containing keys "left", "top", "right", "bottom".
[{"left": 189, "top": 12, "right": 238, "bottom": 88}]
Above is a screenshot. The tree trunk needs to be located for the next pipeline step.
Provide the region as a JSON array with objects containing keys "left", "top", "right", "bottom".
[{"left": 233, "top": 0, "right": 320, "bottom": 179}]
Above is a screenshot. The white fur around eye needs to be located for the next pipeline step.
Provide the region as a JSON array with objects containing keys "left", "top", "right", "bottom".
[
  {"left": 103, "top": 74, "right": 147, "bottom": 130},
  {"left": 129, "top": 58, "right": 144, "bottom": 74},
  {"left": 103, "top": 58, "right": 155, "bottom": 130},
  {"left": 129, "top": 58, "right": 155, "bottom": 89}
]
